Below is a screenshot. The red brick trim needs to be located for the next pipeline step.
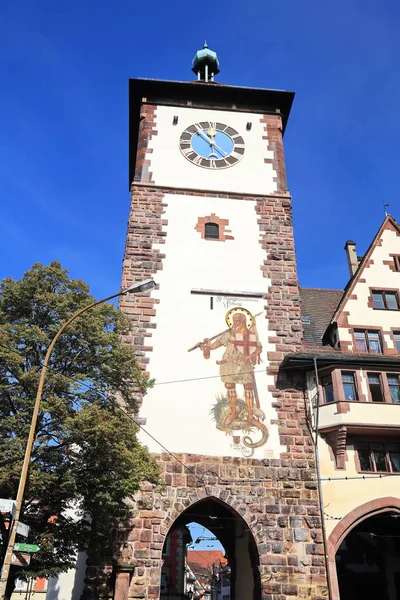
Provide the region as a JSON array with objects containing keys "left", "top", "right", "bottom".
[
  {"left": 334, "top": 401, "right": 350, "bottom": 414},
  {"left": 260, "top": 114, "right": 287, "bottom": 191},
  {"left": 332, "top": 370, "right": 343, "bottom": 406},
  {"left": 325, "top": 426, "right": 348, "bottom": 469},
  {"left": 387, "top": 221, "right": 400, "bottom": 236},
  {"left": 327, "top": 497, "right": 400, "bottom": 600},
  {"left": 337, "top": 311, "right": 349, "bottom": 326},
  {"left": 384, "top": 254, "right": 400, "bottom": 272},
  {"left": 195, "top": 214, "right": 234, "bottom": 241},
  {"left": 134, "top": 104, "right": 157, "bottom": 183}
]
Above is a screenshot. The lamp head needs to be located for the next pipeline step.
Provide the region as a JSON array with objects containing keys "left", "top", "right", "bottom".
[{"left": 122, "top": 279, "right": 156, "bottom": 294}]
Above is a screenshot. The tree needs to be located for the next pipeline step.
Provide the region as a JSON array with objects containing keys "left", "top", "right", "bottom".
[{"left": 0, "top": 262, "right": 159, "bottom": 598}]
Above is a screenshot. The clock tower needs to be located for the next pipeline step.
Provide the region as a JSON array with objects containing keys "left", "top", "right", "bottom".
[{"left": 118, "top": 47, "right": 328, "bottom": 600}]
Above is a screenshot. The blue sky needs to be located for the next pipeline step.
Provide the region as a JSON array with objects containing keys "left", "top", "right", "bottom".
[{"left": 1, "top": 0, "right": 400, "bottom": 296}]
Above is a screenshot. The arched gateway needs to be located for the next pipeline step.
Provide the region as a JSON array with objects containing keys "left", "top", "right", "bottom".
[
  {"left": 114, "top": 461, "right": 327, "bottom": 600},
  {"left": 161, "top": 497, "right": 261, "bottom": 600}
]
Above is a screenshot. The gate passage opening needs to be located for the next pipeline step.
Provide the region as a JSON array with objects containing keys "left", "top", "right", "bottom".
[{"left": 160, "top": 497, "right": 261, "bottom": 600}]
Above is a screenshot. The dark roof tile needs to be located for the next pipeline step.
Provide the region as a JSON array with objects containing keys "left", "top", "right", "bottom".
[{"left": 299, "top": 287, "right": 343, "bottom": 346}]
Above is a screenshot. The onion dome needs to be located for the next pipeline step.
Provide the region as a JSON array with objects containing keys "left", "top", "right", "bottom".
[{"left": 192, "top": 42, "right": 220, "bottom": 82}]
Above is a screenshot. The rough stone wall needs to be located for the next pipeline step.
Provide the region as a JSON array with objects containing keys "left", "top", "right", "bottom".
[
  {"left": 117, "top": 454, "right": 327, "bottom": 600},
  {"left": 118, "top": 185, "right": 328, "bottom": 600}
]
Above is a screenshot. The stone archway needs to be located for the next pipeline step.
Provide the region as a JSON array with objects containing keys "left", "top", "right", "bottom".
[
  {"left": 115, "top": 489, "right": 262, "bottom": 600},
  {"left": 161, "top": 496, "right": 262, "bottom": 600},
  {"left": 327, "top": 497, "right": 400, "bottom": 600}
]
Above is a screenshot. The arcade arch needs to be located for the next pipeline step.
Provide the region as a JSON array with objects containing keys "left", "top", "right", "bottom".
[{"left": 327, "top": 498, "right": 400, "bottom": 600}]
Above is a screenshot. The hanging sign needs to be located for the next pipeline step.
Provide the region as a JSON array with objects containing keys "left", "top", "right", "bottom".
[
  {"left": 11, "top": 553, "right": 31, "bottom": 567},
  {"left": 16, "top": 522, "right": 30, "bottom": 538},
  {"left": 13, "top": 543, "right": 40, "bottom": 553},
  {"left": 0, "top": 499, "right": 16, "bottom": 517}
]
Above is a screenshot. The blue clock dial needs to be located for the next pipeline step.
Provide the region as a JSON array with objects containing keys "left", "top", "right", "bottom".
[
  {"left": 191, "top": 129, "right": 234, "bottom": 159},
  {"left": 179, "top": 121, "right": 245, "bottom": 169}
]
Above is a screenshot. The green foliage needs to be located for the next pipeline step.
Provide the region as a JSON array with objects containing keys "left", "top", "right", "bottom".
[{"left": 0, "top": 262, "right": 159, "bottom": 586}]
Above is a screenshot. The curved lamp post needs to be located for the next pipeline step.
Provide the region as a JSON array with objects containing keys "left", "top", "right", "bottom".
[{"left": 0, "top": 279, "right": 156, "bottom": 599}]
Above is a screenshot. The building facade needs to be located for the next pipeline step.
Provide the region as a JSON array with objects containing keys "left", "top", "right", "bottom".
[
  {"left": 116, "top": 46, "right": 400, "bottom": 600},
  {"left": 117, "top": 45, "right": 328, "bottom": 600},
  {"left": 282, "top": 216, "right": 400, "bottom": 600},
  {"left": 286, "top": 217, "right": 400, "bottom": 600},
  {"left": 160, "top": 525, "right": 191, "bottom": 599}
]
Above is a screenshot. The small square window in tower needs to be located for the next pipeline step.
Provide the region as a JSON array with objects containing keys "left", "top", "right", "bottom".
[{"left": 204, "top": 222, "right": 219, "bottom": 239}]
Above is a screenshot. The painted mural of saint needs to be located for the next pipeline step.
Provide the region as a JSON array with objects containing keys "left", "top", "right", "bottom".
[{"left": 189, "top": 307, "right": 268, "bottom": 449}]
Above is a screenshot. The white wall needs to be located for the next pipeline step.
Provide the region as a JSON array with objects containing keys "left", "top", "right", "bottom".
[
  {"left": 147, "top": 106, "right": 277, "bottom": 195},
  {"left": 46, "top": 552, "right": 86, "bottom": 600},
  {"left": 338, "top": 227, "right": 400, "bottom": 350},
  {"left": 138, "top": 193, "right": 285, "bottom": 459},
  {"left": 318, "top": 396, "right": 400, "bottom": 429},
  {"left": 319, "top": 434, "right": 400, "bottom": 538}
]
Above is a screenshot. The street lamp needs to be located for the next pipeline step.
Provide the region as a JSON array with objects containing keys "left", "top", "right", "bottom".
[{"left": 0, "top": 279, "right": 156, "bottom": 599}]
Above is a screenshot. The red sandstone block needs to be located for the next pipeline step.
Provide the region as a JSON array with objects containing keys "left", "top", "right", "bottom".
[
  {"left": 261, "top": 554, "right": 287, "bottom": 565},
  {"left": 139, "top": 510, "right": 164, "bottom": 518},
  {"left": 140, "top": 530, "right": 152, "bottom": 542},
  {"left": 134, "top": 541, "right": 150, "bottom": 550}
]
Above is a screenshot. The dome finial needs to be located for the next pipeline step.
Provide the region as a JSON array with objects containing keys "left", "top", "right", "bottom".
[{"left": 192, "top": 42, "right": 219, "bottom": 83}]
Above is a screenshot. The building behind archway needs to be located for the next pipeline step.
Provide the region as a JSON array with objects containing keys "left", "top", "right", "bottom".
[{"left": 284, "top": 217, "right": 400, "bottom": 599}]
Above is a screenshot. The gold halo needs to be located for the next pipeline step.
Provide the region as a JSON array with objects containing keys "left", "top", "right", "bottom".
[{"left": 225, "top": 307, "right": 254, "bottom": 330}]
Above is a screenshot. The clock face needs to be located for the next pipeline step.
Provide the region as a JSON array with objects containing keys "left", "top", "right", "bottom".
[{"left": 179, "top": 121, "right": 245, "bottom": 169}]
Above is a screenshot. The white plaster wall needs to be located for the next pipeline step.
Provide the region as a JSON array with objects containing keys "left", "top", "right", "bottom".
[
  {"left": 45, "top": 556, "right": 86, "bottom": 600},
  {"left": 147, "top": 105, "right": 277, "bottom": 195},
  {"left": 317, "top": 400, "right": 400, "bottom": 430},
  {"left": 319, "top": 437, "right": 400, "bottom": 538},
  {"left": 338, "top": 228, "right": 400, "bottom": 350},
  {"left": 138, "top": 193, "right": 285, "bottom": 459},
  {"left": 45, "top": 504, "right": 86, "bottom": 600}
]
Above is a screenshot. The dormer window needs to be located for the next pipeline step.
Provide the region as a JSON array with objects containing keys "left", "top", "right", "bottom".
[{"left": 204, "top": 222, "right": 219, "bottom": 239}]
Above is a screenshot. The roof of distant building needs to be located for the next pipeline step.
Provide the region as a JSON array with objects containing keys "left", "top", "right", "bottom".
[{"left": 187, "top": 550, "right": 227, "bottom": 571}]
